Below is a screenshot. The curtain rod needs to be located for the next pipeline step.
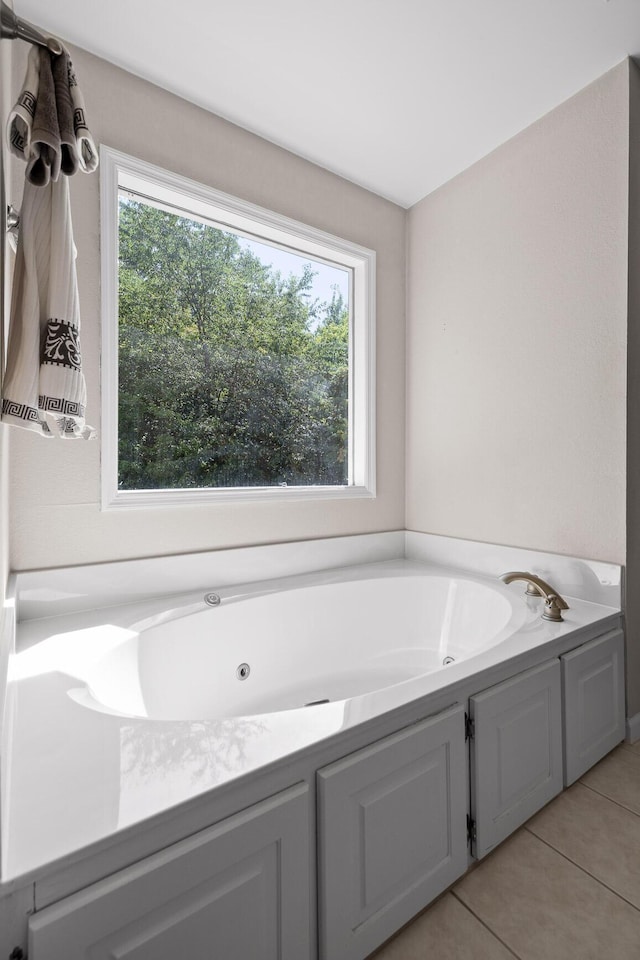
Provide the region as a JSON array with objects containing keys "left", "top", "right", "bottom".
[{"left": 0, "top": 1, "right": 62, "bottom": 55}]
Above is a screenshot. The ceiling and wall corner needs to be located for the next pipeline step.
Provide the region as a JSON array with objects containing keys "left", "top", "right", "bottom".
[{"left": 11, "top": 0, "right": 640, "bottom": 208}]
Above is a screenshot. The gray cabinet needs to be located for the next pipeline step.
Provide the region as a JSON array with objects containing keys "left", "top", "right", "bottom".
[
  {"left": 469, "top": 659, "right": 563, "bottom": 859},
  {"left": 317, "top": 704, "right": 467, "bottom": 960},
  {"left": 24, "top": 628, "right": 626, "bottom": 960},
  {"left": 29, "top": 783, "right": 310, "bottom": 960},
  {"left": 562, "top": 628, "right": 625, "bottom": 785}
]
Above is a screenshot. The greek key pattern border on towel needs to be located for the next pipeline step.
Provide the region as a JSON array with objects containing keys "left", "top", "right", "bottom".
[
  {"left": 39, "top": 395, "right": 85, "bottom": 417},
  {"left": 1, "top": 398, "right": 40, "bottom": 422}
]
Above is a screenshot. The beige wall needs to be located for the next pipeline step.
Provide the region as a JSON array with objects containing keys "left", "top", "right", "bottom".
[
  {"left": 7, "top": 45, "right": 406, "bottom": 570},
  {"left": 406, "top": 63, "right": 629, "bottom": 565}
]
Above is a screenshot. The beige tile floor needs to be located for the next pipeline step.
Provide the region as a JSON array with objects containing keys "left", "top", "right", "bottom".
[{"left": 370, "top": 742, "right": 640, "bottom": 960}]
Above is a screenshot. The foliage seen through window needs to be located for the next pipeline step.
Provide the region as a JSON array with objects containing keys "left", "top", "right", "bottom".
[{"left": 118, "top": 197, "right": 350, "bottom": 490}]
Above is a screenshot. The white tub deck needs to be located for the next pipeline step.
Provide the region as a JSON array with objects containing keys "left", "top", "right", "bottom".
[{"left": 0, "top": 553, "right": 621, "bottom": 886}]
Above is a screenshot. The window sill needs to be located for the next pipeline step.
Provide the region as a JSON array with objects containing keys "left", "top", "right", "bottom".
[{"left": 102, "top": 484, "right": 376, "bottom": 511}]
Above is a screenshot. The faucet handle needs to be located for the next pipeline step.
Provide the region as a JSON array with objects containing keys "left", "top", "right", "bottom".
[{"left": 543, "top": 594, "right": 569, "bottom": 622}]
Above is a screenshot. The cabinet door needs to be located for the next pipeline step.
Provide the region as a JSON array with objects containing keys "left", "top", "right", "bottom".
[
  {"left": 470, "top": 659, "right": 562, "bottom": 859},
  {"left": 562, "top": 629, "right": 625, "bottom": 785},
  {"left": 317, "top": 704, "right": 467, "bottom": 960},
  {"left": 29, "top": 783, "right": 310, "bottom": 960}
]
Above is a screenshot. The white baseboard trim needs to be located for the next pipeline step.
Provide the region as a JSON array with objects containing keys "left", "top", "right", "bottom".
[{"left": 625, "top": 713, "right": 640, "bottom": 743}]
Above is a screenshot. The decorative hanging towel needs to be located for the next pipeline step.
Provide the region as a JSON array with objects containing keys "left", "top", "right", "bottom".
[
  {"left": 2, "top": 176, "right": 92, "bottom": 437},
  {"left": 7, "top": 47, "right": 97, "bottom": 178},
  {"left": 6, "top": 44, "right": 40, "bottom": 161},
  {"left": 2, "top": 45, "right": 97, "bottom": 439}
]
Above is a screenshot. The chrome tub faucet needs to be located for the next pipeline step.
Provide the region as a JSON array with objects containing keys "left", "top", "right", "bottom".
[{"left": 500, "top": 572, "right": 569, "bottom": 622}]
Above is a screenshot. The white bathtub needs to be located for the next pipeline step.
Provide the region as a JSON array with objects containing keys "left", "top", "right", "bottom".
[
  {"left": 74, "top": 562, "right": 529, "bottom": 721},
  {"left": 3, "top": 549, "right": 622, "bottom": 881}
]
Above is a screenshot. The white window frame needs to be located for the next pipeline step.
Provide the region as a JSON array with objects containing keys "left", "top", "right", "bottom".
[{"left": 100, "top": 147, "right": 376, "bottom": 510}]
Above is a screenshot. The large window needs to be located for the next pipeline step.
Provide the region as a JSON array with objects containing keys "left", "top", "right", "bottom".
[{"left": 100, "top": 149, "right": 376, "bottom": 509}]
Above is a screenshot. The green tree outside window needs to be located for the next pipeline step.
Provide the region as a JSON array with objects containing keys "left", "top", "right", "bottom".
[{"left": 118, "top": 199, "right": 350, "bottom": 490}]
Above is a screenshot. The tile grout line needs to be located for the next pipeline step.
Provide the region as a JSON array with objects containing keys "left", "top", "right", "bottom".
[
  {"left": 578, "top": 779, "right": 640, "bottom": 819},
  {"left": 523, "top": 826, "right": 640, "bottom": 915},
  {"left": 450, "top": 890, "right": 522, "bottom": 960}
]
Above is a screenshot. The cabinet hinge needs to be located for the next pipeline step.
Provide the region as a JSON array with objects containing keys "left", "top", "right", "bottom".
[
  {"left": 465, "top": 712, "right": 475, "bottom": 741},
  {"left": 466, "top": 814, "right": 476, "bottom": 844}
]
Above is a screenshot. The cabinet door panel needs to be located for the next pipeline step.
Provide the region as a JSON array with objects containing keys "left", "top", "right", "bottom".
[
  {"left": 562, "top": 629, "right": 625, "bottom": 785},
  {"left": 29, "top": 784, "right": 310, "bottom": 960},
  {"left": 317, "top": 704, "right": 467, "bottom": 960},
  {"left": 471, "top": 659, "right": 562, "bottom": 859}
]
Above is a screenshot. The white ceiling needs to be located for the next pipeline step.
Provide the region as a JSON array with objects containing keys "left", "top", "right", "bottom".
[{"left": 13, "top": 0, "right": 640, "bottom": 207}]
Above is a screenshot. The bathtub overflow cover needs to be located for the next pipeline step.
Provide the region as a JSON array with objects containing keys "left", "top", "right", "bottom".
[
  {"left": 237, "top": 663, "right": 250, "bottom": 680},
  {"left": 442, "top": 656, "right": 456, "bottom": 665},
  {"left": 204, "top": 593, "right": 221, "bottom": 606}
]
